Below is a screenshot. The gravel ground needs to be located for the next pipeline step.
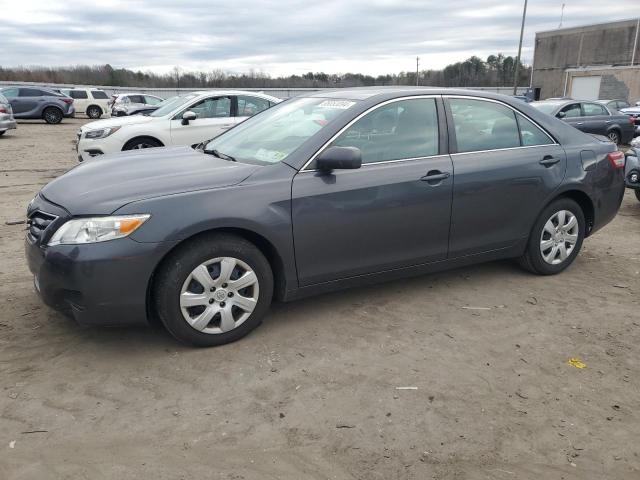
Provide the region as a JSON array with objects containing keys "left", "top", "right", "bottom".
[{"left": 1, "top": 119, "right": 639, "bottom": 480}]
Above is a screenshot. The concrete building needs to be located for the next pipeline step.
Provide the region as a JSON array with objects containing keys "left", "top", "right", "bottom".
[{"left": 531, "top": 18, "right": 640, "bottom": 102}]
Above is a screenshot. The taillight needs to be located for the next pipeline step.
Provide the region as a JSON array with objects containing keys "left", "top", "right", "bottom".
[
  {"left": 607, "top": 151, "right": 625, "bottom": 169},
  {"left": 0, "top": 106, "right": 6, "bottom": 114},
  {"left": 62, "top": 98, "right": 73, "bottom": 105}
]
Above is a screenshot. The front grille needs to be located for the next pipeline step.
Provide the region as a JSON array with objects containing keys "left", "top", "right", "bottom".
[{"left": 27, "top": 210, "right": 58, "bottom": 242}]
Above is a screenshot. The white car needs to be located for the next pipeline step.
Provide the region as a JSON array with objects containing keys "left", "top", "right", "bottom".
[
  {"left": 76, "top": 90, "right": 281, "bottom": 162},
  {"left": 59, "top": 88, "right": 111, "bottom": 119}
]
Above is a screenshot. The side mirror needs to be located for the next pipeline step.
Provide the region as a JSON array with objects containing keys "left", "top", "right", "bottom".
[
  {"left": 316, "top": 146, "right": 362, "bottom": 171},
  {"left": 557, "top": 111, "right": 566, "bottom": 119},
  {"left": 182, "top": 111, "right": 197, "bottom": 125}
]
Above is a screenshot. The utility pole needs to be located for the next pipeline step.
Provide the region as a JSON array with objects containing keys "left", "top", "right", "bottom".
[
  {"left": 558, "top": 3, "right": 565, "bottom": 29},
  {"left": 513, "top": 0, "right": 528, "bottom": 95},
  {"left": 416, "top": 56, "right": 420, "bottom": 86}
]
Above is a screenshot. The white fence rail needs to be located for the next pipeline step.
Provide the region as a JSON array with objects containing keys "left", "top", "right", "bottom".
[{"left": 0, "top": 80, "right": 531, "bottom": 99}]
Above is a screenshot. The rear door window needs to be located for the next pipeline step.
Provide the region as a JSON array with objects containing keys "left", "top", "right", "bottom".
[
  {"left": 91, "top": 90, "right": 109, "bottom": 99},
  {"left": 19, "top": 88, "right": 43, "bottom": 97},
  {"left": 144, "top": 95, "right": 163, "bottom": 105},
  {"left": 236, "top": 96, "right": 271, "bottom": 117},
  {"left": 128, "top": 95, "right": 144, "bottom": 104},
  {"left": 449, "top": 98, "right": 520, "bottom": 152},
  {"left": 517, "top": 115, "right": 553, "bottom": 146},
  {"left": 582, "top": 103, "right": 608, "bottom": 116}
]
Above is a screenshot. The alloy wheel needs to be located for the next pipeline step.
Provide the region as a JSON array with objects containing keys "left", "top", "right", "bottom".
[
  {"left": 539, "top": 210, "right": 579, "bottom": 265},
  {"left": 607, "top": 131, "right": 620, "bottom": 144},
  {"left": 179, "top": 257, "right": 259, "bottom": 334}
]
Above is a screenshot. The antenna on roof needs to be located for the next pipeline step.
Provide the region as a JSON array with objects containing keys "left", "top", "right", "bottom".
[{"left": 558, "top": 3, "right": 565, "bottom": 29}]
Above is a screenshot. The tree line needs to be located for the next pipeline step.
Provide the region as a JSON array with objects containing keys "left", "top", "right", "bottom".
[{"left": 0, "top": 54, "right": 530, "bottom": 88}]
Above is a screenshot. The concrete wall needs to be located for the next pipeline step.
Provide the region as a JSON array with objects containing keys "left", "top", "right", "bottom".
[
  {"left": 567, "top": 67, "right": 640, "bottom": 104},
  {"left": 532, "top": 18, "right": 640, "bottom": 99}
]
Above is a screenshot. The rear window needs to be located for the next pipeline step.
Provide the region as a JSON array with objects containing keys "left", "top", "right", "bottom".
[
  {"left": 91, "top": 90, "right": 109, "bottom": 99},
  {"left": 69, "top": 90, "right": 88, "bottom": 99}
]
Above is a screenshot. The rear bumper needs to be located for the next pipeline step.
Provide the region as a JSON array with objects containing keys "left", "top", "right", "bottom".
[
  {"left": 25, "top": 234, "right": 176, "bottom": 326},
  {"left": 0, "top": 118, "right": 17, "bottom": 131}
]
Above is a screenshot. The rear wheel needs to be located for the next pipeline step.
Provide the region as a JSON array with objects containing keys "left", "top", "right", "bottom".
[
  {"left": 43, "top": 107, "right": 63, "bottom": 124},
  {"left": 607, "top": 130, "right": 621, "bottom": 145},
  {"left": 87, "top": 106, "right": 102, "bottom": 119},
  {"left": 122, "top": 137, "right": 162, "bottom": 150},
  {"left": 518, "top": 198, "right": 585, "bottom": 275},
  {"left": 154, "top": 233, "right": 273, "bottom": 347}
]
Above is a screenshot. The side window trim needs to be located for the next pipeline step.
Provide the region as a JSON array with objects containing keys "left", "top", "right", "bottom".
[
  {"left": 301, "top": 95, "right": 445, "bottom": 172},
  {"left": 444, "top": 95, "right": 558, "bottom": 154}
]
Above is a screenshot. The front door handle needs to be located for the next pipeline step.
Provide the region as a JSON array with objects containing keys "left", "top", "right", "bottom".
[
  {"left": 575, "top": 122, "right": 584, "bottom": 126},
  {"left": 421, "top": 170, "right": 450, "bottom": 184},
  {"left": 539, "top": 155, "right": 560, "bottom": 167}
]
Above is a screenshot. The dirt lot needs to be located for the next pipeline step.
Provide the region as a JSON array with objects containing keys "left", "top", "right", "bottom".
[{"left": 0, "top": 118, "right": 639, "bottom": 480}]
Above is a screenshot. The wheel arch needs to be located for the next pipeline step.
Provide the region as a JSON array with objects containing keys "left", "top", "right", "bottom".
[
  {"left": 122, "top": 135, "right": 165, "bottom": 150},
  {"left": 552, "top": 188, "right": 595, "bottom": 236},
  {"left": 146, "top": 226, "right": 288, "bottom": 325}
]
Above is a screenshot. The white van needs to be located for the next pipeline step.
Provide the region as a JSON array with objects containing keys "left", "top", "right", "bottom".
[{"left": 60, "top": 88, "right": 111, "bottom": 119}]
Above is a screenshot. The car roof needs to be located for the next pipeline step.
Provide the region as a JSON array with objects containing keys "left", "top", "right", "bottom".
[{"left": 300, "top": 87, "right": 529, "bottom": 103}]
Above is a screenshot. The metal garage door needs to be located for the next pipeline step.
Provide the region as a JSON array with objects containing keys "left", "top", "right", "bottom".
[{"left": 570, "top": 76, "right": 601, "bottom": 100}]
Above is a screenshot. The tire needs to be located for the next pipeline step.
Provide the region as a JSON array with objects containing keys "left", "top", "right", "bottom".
[
  {"left": 122, "top": 137, "right": 162, "bottom": 150},
  {"left": 607, "top": 130, "right": 621, "bottom": 145},
  {"left": 43, "top": 107, "right": 63, "bottom": 124},
  {"left": 87, "top": 106, "right": 102, "bottom": 119},
  {"left": 0, "top": 131, "right": 5, "bottom": 136},
  {"left": 518, "top": 197, "right": 585, "bottom": 275},
  {"left": 635, "top": 189, "right": 640, "bottom": 203},
  {"left": 154, "top": 233, "right": 274, "bottom": 347}
]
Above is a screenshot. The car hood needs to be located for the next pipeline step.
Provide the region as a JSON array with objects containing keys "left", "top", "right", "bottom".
[
  {"left": 80, "top": 114, "right": 158, "bottom": 132},
  {"left": 40, "top": 146, "right": 260, "bottom": 215},
  {"left": 620, "top": 107, "right": 640, "bottom": 115}
]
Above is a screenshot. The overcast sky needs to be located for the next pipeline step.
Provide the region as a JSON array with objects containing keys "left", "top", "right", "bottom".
[{"left": 1, "top": 0, "right": 638, "bottom": 76}]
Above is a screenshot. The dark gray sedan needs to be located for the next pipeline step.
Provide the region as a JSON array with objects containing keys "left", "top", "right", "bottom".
[
  {"left": 1, "top": 86, "right": 75, "bottom": 124},
  {"left": 531, "top": 99, "right": 635, "bottom": 145},
  {"left": 25, "top": 88, "right": 625, "bottom": 346}
]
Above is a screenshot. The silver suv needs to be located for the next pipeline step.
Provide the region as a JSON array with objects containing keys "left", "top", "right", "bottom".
[{"left": 0, "top": 92, "right": 17, "bottom": 136}]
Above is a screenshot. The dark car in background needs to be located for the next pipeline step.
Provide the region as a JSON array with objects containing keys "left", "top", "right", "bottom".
[
  {"left": 25, "top": 88, "right": 625, "bottom": 347},
  {"left": 531, "top": 99, "right": 635, "bottom": 145},
  {"left": 619, "top": 104, "right": 640, "bottom": 137},
  {"left": 0, "top": 87, "right": 75, "bottom": 124},
  {"left": 0, "top": 92, "right": 17, "bottom": 136},
  {"left": 596, "top": 99, "right": 631, "bottom": 111}
]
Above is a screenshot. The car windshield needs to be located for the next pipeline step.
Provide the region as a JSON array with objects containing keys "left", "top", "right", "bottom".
[
  {"left": 149, "top": 94, "right": 199, "bottom": 117},
  {"left": 203, "top": 97, "right": 357, "bottom": 164},
  {"left": 530, "top": 102, "right": 560, "bottom": 115}
]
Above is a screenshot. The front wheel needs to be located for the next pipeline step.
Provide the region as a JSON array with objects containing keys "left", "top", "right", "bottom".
[
  {"left": 518, "top": 198, "right": 585, "bottom": 275},
  {"left": 154, "top": 233, "right": 273, "bottom": 347},
  {"left": 122, "top": 137, "right": 162, "bottom": 150},
  {"left": 43, "top": 107, "right": 63, "bottom": 124}
]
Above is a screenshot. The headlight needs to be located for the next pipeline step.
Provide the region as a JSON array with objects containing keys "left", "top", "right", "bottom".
[
  {"left": 48, "top": 214, "right": 150, "bottom": 246},
  {"left": 84, "top": 126, "right": 121, "bottom": 139}
]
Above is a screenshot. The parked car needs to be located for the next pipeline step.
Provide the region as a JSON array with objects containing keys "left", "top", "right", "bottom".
[
  {"left": 625, "top": 146, "right": 640, "bottom": 202},
  {"left": 59, "top": 88, "right": 110, "bottom": 119},
  {"left": 76, "top": 90, "right": 280, "bottom": 162},
  {"left": 596, "top": 99, "right": 631, "bottom": 111},
  {"left": 0, "top": 92, "right": 17, "bottom": 136},
  {"left": 109, "top": 93, "right": 164, "bottom": 116},
  {"left": 0, "top": 87, "right": 75, "bottom": 124},
  {"left": 26, "top": 88, "right": 625, "bottom": 346},
  {"left": 619, "top": 104, "right": 640, "bottom": 137},
  {"left": 531, "top": 99, "right": 635, "bottom": 145},
  {"left": 112, "top": 96, "right": 176, "bottom": 117}
]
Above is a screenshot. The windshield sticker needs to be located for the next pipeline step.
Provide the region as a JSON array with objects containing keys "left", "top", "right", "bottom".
[
  {"left": 317, "top": 100, "right": 356, "bottom": 109},
  {"left": 255, "top": 148, "right": 287, "bottom": 162}
]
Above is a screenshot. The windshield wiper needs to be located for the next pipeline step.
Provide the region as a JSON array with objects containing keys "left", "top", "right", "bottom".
[{"left": 206, "top": 148, "right": 236, "bottom": 162}]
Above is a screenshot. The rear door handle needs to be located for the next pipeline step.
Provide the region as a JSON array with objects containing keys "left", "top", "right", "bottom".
[
  {"left": 539, "top": 155, "right": 560, "bottom": 167},
  {"left": 575, "top": 122, "right": 584, "bottom": 126},
  {"left": 421, "top": 171, "right": 450, "bottom": 184}
]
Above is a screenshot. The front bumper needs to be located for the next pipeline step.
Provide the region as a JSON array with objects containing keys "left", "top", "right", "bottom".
[
  {"left": 25, "top": 199, "right": 177, "bottom": 326},
  {"left": 76, "top": 135, "right": 118, "bottom": 162}
]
